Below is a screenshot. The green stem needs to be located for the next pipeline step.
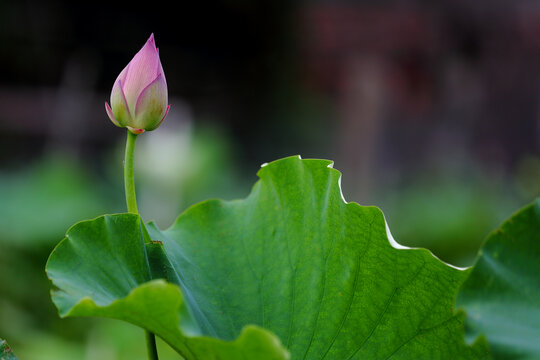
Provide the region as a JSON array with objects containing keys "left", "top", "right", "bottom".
[
  {"left": 146, "top": 331, "right": 159, "bottom": 360},
  {"left": 123, "top": 130, "right": 159, "bottom": 360},
  {"left": 124, "top": 131, "right": 139, "bottom": 214}
]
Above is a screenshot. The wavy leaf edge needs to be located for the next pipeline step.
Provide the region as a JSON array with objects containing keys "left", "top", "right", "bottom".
[
  {"left": 46, "top": 219, "right": 289, "bottom": 359},
  {"left": 46, "top": 155, "right": 493, "bottom": 359}
]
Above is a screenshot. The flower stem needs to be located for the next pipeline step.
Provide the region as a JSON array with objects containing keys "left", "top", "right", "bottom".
[
  {"left": 123, "top": 130, "right": 159, "bottom": 360},
  {"left": 146, "top": 331, "right": 159, "bottom": 360},
  {"left": 124, "top": 131, "right": 139, "bottom": 214}
]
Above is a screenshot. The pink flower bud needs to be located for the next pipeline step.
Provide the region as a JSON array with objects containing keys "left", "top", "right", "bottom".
[{"left": 105, "top": 34, "right": 170, "bottom": 134}]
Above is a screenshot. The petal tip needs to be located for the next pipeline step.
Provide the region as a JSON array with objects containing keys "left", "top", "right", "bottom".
[
  {"left": 163, "top": 104, "right": 171, "bottom": 119},
  {"left": 105, "top": 102, "right": 121, "bottom": 127},
  {"left": 154, "top": 104, "right": 170, "bottom": 130},
  {"left": 127, "top": 126, "right": 145, "bottom": 135}
]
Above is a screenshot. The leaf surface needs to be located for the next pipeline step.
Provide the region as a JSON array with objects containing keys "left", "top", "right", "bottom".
[
  {"left": 151, "top": 156, "right": 488, "bottom": 359},
  {"left": 46, "top": 215, "right": 289, "bottom": 360},
  {"left": 457, "top": 200, "right": 540, "bottom": 359}
]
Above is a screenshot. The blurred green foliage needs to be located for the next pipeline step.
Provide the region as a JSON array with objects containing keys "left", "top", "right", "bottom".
[
  {"left": 0, "top": 155, "right": 109, "bottom": 346},
  {"left": 0, "top": 156, "right": 113, "bottom": 246},
  {"left": 379, "top": 165, "right": 525, "bottom": 267}
]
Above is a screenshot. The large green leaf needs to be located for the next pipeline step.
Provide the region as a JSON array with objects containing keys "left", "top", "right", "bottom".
[
  {"left": 46, "top": 214, "right": 289, "bottom": 359},
  {"left": 148, "top": 156, "right": 488, "bottom": 359},
  {"left": 456, "top": 200, "right": 540, "bottom": 359},
  {"left": 0, "top": 339, "right": 17, "bottom": 360},
  {"left": 47, "top": 156, "right": 489, "bottom": 359}
]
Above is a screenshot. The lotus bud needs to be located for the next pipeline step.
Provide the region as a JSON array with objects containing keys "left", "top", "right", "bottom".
[{"left": 105, "top": 34, "right": 170, "bottom": 134}]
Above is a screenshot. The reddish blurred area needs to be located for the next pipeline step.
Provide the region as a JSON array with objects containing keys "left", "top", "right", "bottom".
[
  {"left": 296, "top": 1, "right": 540, "bottom": 200},
  {"left": 0, "top": 0, "right": 539, "bottom": 239}
]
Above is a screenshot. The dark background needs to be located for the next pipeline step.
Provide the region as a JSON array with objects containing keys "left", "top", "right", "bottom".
[{"left": 1, "top": 0, "right": 539, "bottom": 358}]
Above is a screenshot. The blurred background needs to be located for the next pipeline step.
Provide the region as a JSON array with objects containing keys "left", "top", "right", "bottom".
[{"left": 1, "top": 0, "right": 540, "bottom": 358}]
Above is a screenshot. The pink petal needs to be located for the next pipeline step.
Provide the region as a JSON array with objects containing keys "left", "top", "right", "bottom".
[
  {"left": 146, "top": 104, "right": 170, "bottom": 131},
  {"left": 122, "top": 34, "right": 160, "bottom": 107},
  {"left": 115, "top": 62, "right": 130, "bottom": 85},
  {"left": 133, "top": 73, "right": 168, "bottom": 130},
  {"left": 110, "top": 79, "right": 132, "bottom": 126},
  {"left": 156, "top": 51, "right": 167, "bottom": 89},
  {"left": 105, "top": 101, "right": 121, "bottom": 127}
]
